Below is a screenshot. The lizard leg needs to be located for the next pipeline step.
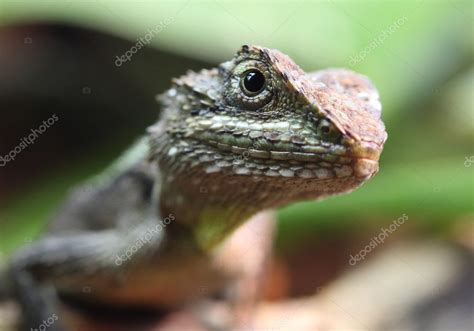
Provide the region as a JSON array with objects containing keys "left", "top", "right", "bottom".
[
  {"left": 9, "top": 231, "right": 119, "bottom": 331},
  {"left": 9, "top": 262, "right": 60, "bottom": 331},
  {"left": 9, "top": 223, "right": 163, "bottom": 331},
  {"left": 196, "top": 211, "right": 275, "bottom": 330},
  {"left": 226, "top": 211, "right": 275, "bottom": 329}
]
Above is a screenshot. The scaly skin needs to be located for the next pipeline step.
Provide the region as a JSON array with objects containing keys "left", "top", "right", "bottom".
[
  {"left": 151, "top": 45, "right": 386, "bottom": 249},
  {"left": 4, "top": 45, "right": 386, "bottom": 330}
]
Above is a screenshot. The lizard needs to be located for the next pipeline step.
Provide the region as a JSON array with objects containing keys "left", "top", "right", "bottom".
[{"left": 0, "top": 45, "right": 387, "bottom": 331}]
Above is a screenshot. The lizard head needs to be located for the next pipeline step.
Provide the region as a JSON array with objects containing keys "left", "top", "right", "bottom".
[{"left": 150, "top": 45, "right": 386, "bottom": 243}]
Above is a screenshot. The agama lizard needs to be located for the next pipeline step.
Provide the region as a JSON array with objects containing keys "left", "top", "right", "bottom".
[{"left": 0, "top": 45, "right": 386, "bottom": 330}]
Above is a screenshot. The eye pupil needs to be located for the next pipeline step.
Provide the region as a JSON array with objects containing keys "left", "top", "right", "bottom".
[{"left": 242, "top": 69, "right": 265, "bottom": 94}]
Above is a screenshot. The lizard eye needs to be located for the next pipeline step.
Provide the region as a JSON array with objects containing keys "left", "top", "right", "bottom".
[
  {"left": 240, "top": 69, "right": 266, "bottom": 96},
  {"left": 225, "top": 61, "right": 273, "bottom": 110}
]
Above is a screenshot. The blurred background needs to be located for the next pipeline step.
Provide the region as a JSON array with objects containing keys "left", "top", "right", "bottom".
[{"left": 0, "top": 0, "right": 472, "bottom": 330}]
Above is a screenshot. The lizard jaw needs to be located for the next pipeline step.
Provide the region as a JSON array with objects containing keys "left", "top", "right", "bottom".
[
  {"left": 175, "top": 121, "right": 382, "bottom": 181},
  {"left": 157, "top": 136, "right": 380, "bottom": 183}
]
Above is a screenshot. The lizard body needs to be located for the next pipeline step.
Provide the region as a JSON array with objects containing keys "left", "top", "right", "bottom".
[{"left": 3, "top": 45, "right": 386, "bottom": 330}]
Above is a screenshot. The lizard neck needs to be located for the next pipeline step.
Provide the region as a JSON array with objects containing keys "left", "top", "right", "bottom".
[
  {"left": 157, "top": 166, "right": 262, "bottom": 251},
  {"left": 149, "top": 121, "right": 265, "bottom": 250}
]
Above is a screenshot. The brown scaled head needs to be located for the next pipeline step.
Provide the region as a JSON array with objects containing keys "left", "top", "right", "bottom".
[
  {"left": 226, "top": 45, "right": 387, "bottom": 179},
  {"left": 153, "top": 45, "right": 387, "bottom": 203}
]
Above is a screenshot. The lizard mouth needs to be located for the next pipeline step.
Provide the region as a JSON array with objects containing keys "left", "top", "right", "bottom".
[
  {"left": 186, "top": 131, "right": 381, "bottom": 180},
  {"left": 352, "top": 158, "right": 379, "bottom": 179},
  {"left": 350, "top": 141, "right": 382, "bottom": 179}
]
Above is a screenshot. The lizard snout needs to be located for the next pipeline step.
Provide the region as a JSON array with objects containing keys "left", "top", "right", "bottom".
[
  {"left": 349, "top": 141, "right": 382, "bottom": 161},
  {"left": 349, "top": 141, "right": 382, "bottom": 179},
  {"left": 353, "top": 158, "right": 379, "bottom": 179}
]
